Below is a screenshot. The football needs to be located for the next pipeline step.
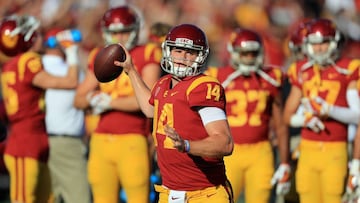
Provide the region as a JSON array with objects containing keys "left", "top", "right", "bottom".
[{"left": 94, "top": 43, "right": 126, "bottom": 82}]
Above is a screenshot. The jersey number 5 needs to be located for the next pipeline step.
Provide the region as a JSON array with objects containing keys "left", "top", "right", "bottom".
[{"left": 1, "top": 72, "right": 18, "bottom": 115}]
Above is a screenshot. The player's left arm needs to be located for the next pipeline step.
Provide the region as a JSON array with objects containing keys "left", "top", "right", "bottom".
[
  {"left": 165, "top": 78, "right": 234, "bottom": 158},
  {"left": 272, "top": 93, "right": 289, "bottom": 164},
  {"left": 345, "top": 84, "right": 360, "bottom": 196},
  {"left": 311, "top": 80, "right": 360, "bottom": 124},
  {"left": 34, "top": 45, "right": 80, "bottom": 89},
  {"left": 198, "top": 115, "right": 234, "bottom": 158},
  {"left": 164, "top": 109, "right": 234, "bottom": 158},
  {"left": 268, "top": 69, "right": 289, "bottom": 163},
  {"left": 73, "top": 70, "right": 99, "bottom": 110},
  {"left": 271, "top": 77, "right": 292, "bottom": 196}
]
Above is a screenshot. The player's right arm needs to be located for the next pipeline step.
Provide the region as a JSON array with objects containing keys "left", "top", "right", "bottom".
[
  {"left": 33, "top": 45, "right": 79, "bottom": 89},
  {"left": 284, "top": 63, "right": 306, "bottom": 127},
  {"left": 114, "top": 45, "right": 154, "bottom": 118},
  {"left": 73, "top": 47, "right": 101, "bottom": 110},
  {"left": 73, "top": 70, "right": 99, "bottom": 109},
  {"left": 345, "top": 95, "right": 360, "bottom": 197},
  {"left": 33, "top": 66, "right": 79, "bottom": 89},
  {"left": 283, "top": 84, "right": 302, "bottom": 126}
]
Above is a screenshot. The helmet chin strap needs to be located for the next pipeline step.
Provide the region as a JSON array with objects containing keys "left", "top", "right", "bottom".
[
  {"left": 165, "top": 56, "right": 202, "bottom": 78},
  {"left": 124, "top": 30, "right": 138, "bottom": 49},
  {"left": 306, "top": 40, "right": 340, "bottom": 66}
]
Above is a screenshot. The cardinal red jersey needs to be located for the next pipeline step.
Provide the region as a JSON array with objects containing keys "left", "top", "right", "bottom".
[
  {"left": 149, "top": 74, "right": 227, "bottom": 190},
  {"left": 89, "top": 44, "right": 161, "bottom": 135},
  {"left": 0, "top": 52, "right": 48, "bottom": 162},
  {"left": 207, "top": 66, "right": 283, "bottom": 144},
  {"left": 287, "top": 57, "right": 360, "bottom": 142}
]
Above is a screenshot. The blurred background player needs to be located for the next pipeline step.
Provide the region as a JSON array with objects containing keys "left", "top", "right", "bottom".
[
  {"left": 281, "top": 18, "right": 312, "bottom": 203},
  {"left": 73, "top": 5, "right": 162, "bottom": 203},
  {"left": 206, "top": 28, "right": 290, "bottom": 203},
  {"left": 284, "top": 18, "right": 360, "bottom": 203},
  {"left": 115, "top": 23, "right": 234, "bottom": 203},
  {"left": 148, "top": 22, "right": 172, "bottom": 78},
  {"left": 42, "top": 27, "right": 91, "bottom": 203},
  {"left": 344, "top": 116, "right": 360, "bottom": 202},
  {"left": 148, "top": 22, "right": 173, "bottom": 46},
  {"left": 0, "top": 14, "right": 79, "bottom": 203},
  {"left": 287, "top": 19, "right": 312, "bottom": 63}
]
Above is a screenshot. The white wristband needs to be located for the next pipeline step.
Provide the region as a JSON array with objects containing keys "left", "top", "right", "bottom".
[
  {"left": 65, "top": 45, "right": 79, "bottom": 66},
  {"left": 350, "top": 159, "right": 360, "bottom": 175},
  {"left": 289, "top": 114, "right": 305, "bottom": 127}
]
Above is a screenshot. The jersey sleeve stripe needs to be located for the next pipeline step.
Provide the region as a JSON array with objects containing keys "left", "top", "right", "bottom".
[{"left": 186, "top": 76, "right": 220, "bottom": 98}]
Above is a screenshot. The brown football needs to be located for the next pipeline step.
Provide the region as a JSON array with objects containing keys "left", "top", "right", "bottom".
[{"left": 94, "top": 44, "right": 126, "bottom": 82}]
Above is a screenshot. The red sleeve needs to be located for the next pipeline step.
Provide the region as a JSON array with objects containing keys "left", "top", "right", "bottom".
[
  {"left": 346, "top": 59, "right": 360, "bottom": 81},
  {"left": 21, "top": 52, "right": 43, "bottom": 81},
  {"left": 186, "top": 75, "right": 226, "bottom": 110}
]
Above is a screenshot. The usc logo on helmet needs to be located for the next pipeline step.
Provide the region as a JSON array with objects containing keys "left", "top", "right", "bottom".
[
  {"left": 1, "top": 31, "right": 19, "bottom": 50},
  {"left": 0, "top": 15, "right": 39, "bottom": 57}
]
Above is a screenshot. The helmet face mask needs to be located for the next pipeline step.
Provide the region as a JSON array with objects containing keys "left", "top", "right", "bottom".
[
  {"left": 304, "top": 18, "right": 340, "bottom": 65},
  {"left": 101, "top": 6, "right": 140, "bottom": 49},
  {"left": 0, "top": 15, "right": 40, "bottom": 56},
  {"left": 161, "top": 24, "right": 209, "bottom": 78},
  {"left": 227, "top": 29, "right": 263, "bottom": 75}
]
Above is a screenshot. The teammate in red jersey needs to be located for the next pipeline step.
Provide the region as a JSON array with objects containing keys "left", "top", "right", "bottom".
[
  {"left": 281, "top": 18, "right": 313, "bottom": 203},
  {"left": 284, "top": 18, "right": 360, "bottom": 203},
  {"left": 114, "top": 23, "right": 234, "bottom": 203},
  {"left": 0, "top": 15, "right": 79, "bottom": 203},
  {"left": 206, "top": 28, "right": 290, "bottom": 203},
  {"left": 287, "top": 19, "right": 312, "bottom": 62},
  {"left": 73, "top": 5, "right": 161, "bottom": 203}
]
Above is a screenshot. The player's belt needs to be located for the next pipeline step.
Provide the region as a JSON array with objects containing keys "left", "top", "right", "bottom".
[{"left": 48, "top": 133, "right": 80, "bottom": 138}]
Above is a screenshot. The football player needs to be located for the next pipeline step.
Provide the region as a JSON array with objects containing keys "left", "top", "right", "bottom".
[
  {"left": 206, "top": 28, "right": 290, "bottom": 203},
  {"left": 288, "top": 19, "right": 312, "bottom": 62},
  {"left": 280, "top": 18, "right": 313, "bottom": 203},
  {"left": 114, "top": 23, "right": 234, "bottom": 203},
  {"left": 73, "top": 5, "right": 161, "bottom": 203},
  {"left": 284, "top": 18, "right": 360, "bottom": 203},
  {"left": 0, "top": 15, "right": 79, "bottom": 203}
]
